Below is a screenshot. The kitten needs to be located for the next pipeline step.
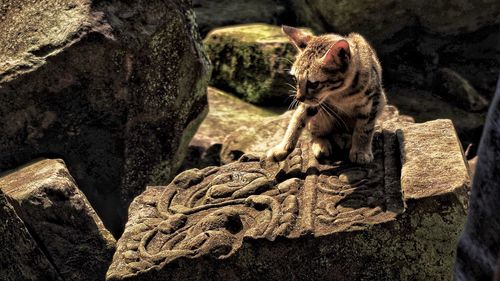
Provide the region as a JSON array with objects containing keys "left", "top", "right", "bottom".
[{"left": 266, "top": 26, "right": 386, "bottom": 164}]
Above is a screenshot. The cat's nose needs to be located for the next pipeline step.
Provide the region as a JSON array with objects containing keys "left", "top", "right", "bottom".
[{"left": 297, "top": 96, "right": 305, "bottom": 102}]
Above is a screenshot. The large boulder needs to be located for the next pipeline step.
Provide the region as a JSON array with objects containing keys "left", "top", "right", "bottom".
[
  {"left": 0, "top": 158, "right": 116, "bottom": 281},
  {"left": 107, "top": 119, "right": 469, "bottom": 281},
  {"left": 0, "top": 189, "right": 62, "bottom": 281},
  {"left": 0, "top": 0, "right": 210, "bottom": 233},
  {"left": 204, "top": 23, "right": 310, "bottom": 104}
]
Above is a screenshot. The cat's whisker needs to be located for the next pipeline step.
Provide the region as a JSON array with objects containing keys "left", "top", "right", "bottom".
[
  {"left": 321, "top": 102, "right": 349, "bottom": 131},
  {"left": 328, "top": 102, "right": 349, "bottom": 117},
  {"left": 277, "top": 57, "right": 294, "bottom": 65},
  {"left": 319, "top": 103, "right": 341, "bottom": 125},
  {"left": 288, "top": 99, "right": 298, "bottom": 111},
  {"left": 293, "top": 100, "right": 300, "bottom": 109},
  {"left": 321, "top": 105, "right": 344, "bottom": 131},
  {"left": 284, "top": 82, "right": 297, "bottom": 90}
]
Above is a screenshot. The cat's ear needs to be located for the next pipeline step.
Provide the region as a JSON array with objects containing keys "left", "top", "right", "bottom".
[
  {"left": 282, "top": 25, "right": 312, "bottom": 51},
  {"left": 322, "top": 40, "right": 351, "bottom": 68}
]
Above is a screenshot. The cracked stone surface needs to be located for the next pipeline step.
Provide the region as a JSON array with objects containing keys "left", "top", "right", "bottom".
[
  {"left": 0, "top": 158, "right": 116, "bottom": 281},
  {"left": 107, "top": 119, "right": 469, "bottom": 281}
]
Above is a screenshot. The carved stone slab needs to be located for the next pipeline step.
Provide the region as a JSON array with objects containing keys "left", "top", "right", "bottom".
[
  {"left": 0, "top": 158, "right": 116, "bottom": 281},
  {"left": 108, "top": 120, "right": 469, "bottom": 281}
]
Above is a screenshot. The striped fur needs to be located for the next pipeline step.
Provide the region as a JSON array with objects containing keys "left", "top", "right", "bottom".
[{"left": 267, "top": 26, "right": 386, "bottom": 164}]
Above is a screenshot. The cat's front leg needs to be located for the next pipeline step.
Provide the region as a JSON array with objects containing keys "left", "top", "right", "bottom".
[
  {"left": 349, "top": 118, "right": 375, "bottom": 164},
  {"left": 349, "top": 103, "right": 380, "bottom": 164},
  {"left": 267, "top": 104, "right": 310, "bottom": 162}
]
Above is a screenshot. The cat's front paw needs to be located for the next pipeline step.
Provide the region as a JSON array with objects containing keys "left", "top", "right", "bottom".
[
  {"left": 312, "top": 138, "right": 332, "bottom": 159},
  {"left": 266, "top": 144, "right": 291, "bottom": 162},
  {"left": 349, "top": 149, "right": 373, "bottom": 164}
]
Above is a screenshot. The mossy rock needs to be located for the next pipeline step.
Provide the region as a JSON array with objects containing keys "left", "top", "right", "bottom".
[{"left": 203, "top": 23, "right": 310, "bottom": 105}]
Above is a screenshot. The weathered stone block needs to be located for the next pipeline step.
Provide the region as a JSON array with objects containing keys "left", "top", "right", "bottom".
[
  {"left": 107, "top": 119, "right": 469, "bottom": 281},
  {"left": 0, "top": 0, "right": 210, "bottom": 233},
  {"left": 396, "top": 119, "right": 470, "bottom": 200},
  {"left": 204, "top": 24, "right": 310, "bottom": 104},
  {"left": 0, "top": 158, "right": 116, "bottom": 281},
  {"left": 0, "top": 189, "right": 62, "bottom": 281}
]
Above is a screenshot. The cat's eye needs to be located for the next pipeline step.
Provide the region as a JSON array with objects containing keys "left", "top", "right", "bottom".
[{"left": 307, "top": 80, "right": 320, "bottom": 90}]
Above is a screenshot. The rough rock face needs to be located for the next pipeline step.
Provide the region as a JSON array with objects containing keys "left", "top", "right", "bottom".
[
  {"left": 0, "top": 189, "right": 62, "bottom": 281},
  {"left": 107, "top": 119, "right": 469, "bottom": 281},
  {"left": 193, "top": 0, "right": 288, "bottom": 37},
  {"left": 221, "top": 105, "right": 414, "bottom": 164},
  {"left": 0, "top": 0, "right": 210, "bottom": 233},
  {"left": 0, "top": 158, "right": 116, "bottom": 281},
  {"left": 454, "top": 79, "right": 500, "bottom": 280},
  {"left": 204, "top": 24, "right": 310, "bottom": 104}
]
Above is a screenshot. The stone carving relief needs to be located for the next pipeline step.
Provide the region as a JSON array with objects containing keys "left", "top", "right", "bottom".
[{"left": 110, "top": 133, "right": 404, "bottom": 277}]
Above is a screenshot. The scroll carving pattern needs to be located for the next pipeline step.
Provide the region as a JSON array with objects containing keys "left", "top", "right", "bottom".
[{"left": 114, "top": 136, "right": 401, "bottom": 276}]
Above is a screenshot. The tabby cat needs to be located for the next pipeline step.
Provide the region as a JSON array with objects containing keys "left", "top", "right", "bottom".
[{"left": 266, "top": 26, "right": 386, "bottom": 164}]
